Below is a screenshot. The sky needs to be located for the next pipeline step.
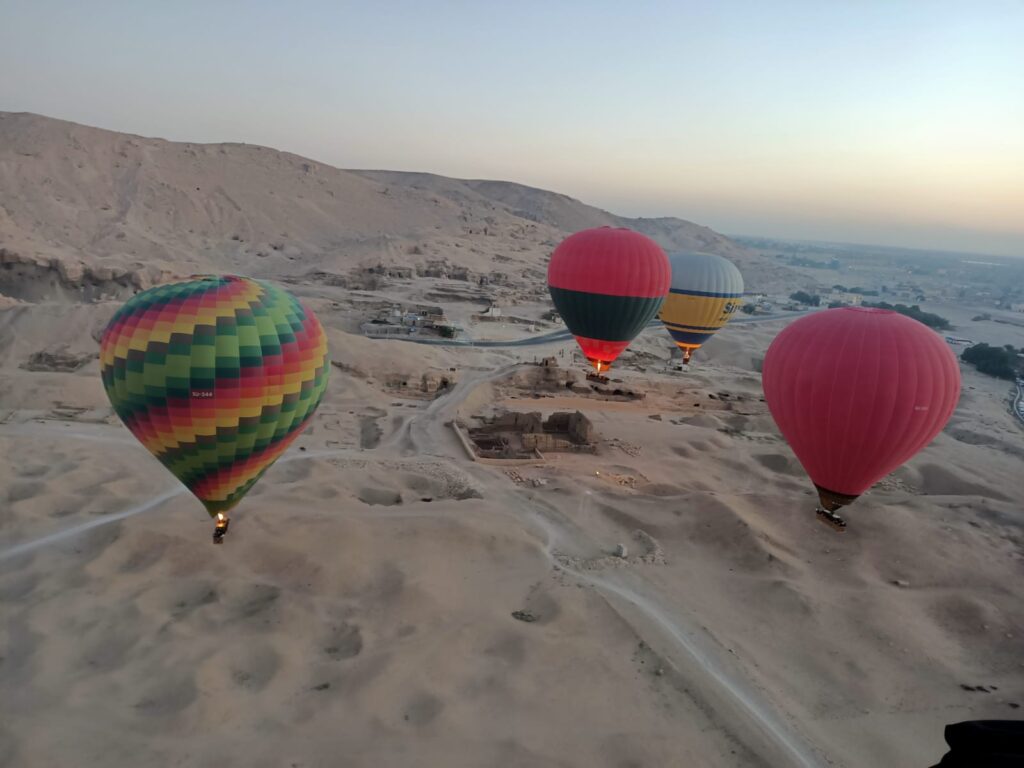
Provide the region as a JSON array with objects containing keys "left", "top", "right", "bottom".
[{"left": 2, "top": 0, "right": 1023, "bottom": 256}]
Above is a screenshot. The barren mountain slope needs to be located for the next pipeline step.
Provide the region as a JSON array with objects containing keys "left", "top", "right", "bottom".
[
  {"left": 336, "top": 170, "right": 788, "bottom": 287},
  {"left": 0, "top": 112, "right": 528, "bottom": 276},
  {"left": 1, "top": 112, "right": 789, "bottom": 303},
  {"left": 354, "top": 171, "right": 750, "bottom": 258}
]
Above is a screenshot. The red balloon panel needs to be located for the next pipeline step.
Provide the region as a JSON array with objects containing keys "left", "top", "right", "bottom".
[
  {"left": 547, "top": 226, "right": 670, "bottom": 298},
  {"left": 762, "top": 307, "right": 961, "bottom": 496}
]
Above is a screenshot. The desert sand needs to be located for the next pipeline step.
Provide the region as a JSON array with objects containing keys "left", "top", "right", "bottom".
[{"left": 1, "top": 113, "right": 1022, "bottom": 768}]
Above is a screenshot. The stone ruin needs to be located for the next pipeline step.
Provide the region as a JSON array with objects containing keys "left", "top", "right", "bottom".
[
  {"left": 384, "top": 371, "right": 456, "bottom": 398},
  {"left": 21, "top": 347, "right": 97, "bottom": 372},
  {"left": 0, "top": 248, "right": 175, "bottom": 303},
  {"left": 526, "top": 411, "right": 596, "bottom": 452},
  {"left": 513, "top": 356, "right": 644, "bottom": 401},
  {"left": 466, "top": 410, "right": 596, "bottom": 459},
  {"left": 478, "top": 272, "right": 509, "bottom": 286},
  {"left": 364, "top": 263, "right": 413, "bottom": 279}
]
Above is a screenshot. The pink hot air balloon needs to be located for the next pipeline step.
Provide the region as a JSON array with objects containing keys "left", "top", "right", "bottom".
[{"left": 761, "top": 307, "right": 961, "bottom": 530}]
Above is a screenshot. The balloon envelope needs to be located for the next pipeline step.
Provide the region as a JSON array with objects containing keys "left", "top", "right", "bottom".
[
  {"left": 99, "top": 275, "right": 330, "bottom": 516},
  {"left": 761, "top": 307, "right": 960, "bottom": 510},
  {"left": 547, "top": 227, "right": 670, "bottom": 370},
  {"left": 658, "top": 251, "right": 744, "bottom": 362}
]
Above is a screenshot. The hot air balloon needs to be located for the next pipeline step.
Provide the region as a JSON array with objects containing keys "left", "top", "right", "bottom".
[
  {"left": 658, "top": 251, "right": 744, "bottom": 364},
  {"left": 547, "top": 227, "right": 670, "bottom": 372},
  {"left": 761, "top": 307, "right": 960, "bottom": 530},
  {"left": 99, "top": 275, "right": 330, "bottom": 543}
]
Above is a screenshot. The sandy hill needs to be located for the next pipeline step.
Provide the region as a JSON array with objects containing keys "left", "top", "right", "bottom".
[
  {"left": 0, "top": 112, "right": 787, "bottom": 303},
  {"left": 0, "top": 112, "right": 486, "bottom": 288},
  {"left": 355, "top": 171, "right": 748, "bottom": 258}
]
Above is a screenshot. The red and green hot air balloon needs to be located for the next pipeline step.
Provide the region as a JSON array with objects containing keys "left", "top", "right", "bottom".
[
  {"left": 547, "top": 227, "right": 671, "bottom": 372},
  {"left": 761, "top": 306, "right": 961, "bottom": 530},
  {"left": 99, "top": 275, "right": 330, "bottom": 543}
]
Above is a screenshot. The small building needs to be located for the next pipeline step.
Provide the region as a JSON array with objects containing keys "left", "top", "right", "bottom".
[
  {"left": 418, "top": 260, "right": 449, "bottom": 278},
  {"left": 363, "top": 303, "right": 454, "bottom": 338},
  {"left": 360, "top": 321, "right": 416, "bottom": 338},
  {"left": 416, "top": 305, "right": 446, "bottom": 320},
  {"left": 829, "top": 291, "right": 864, "bottom": 306}
]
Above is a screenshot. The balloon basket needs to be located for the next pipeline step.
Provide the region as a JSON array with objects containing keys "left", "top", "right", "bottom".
[
  {"left": 815, "top": 508, "right": 847, "bottom": 532},
  {"left": 212, "top": 514, "right": 230, "bottom": 545},
  {"left": 586, "top": 372, "right": 610, "bottom": 385}
]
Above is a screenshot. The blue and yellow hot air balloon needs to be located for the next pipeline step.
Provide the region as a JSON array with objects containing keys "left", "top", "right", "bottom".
[{"left": 658, "top": 252, "right": 744, "bottom": 364}]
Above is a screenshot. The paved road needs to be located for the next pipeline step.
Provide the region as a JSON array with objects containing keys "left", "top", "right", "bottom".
[{"left": 375, "top": 310, "right": 813, "bottom": 348}]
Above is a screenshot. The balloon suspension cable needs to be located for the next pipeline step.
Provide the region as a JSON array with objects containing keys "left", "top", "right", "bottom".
[{"left": 212, "top": 512, "right": 230, "bottom": 544}]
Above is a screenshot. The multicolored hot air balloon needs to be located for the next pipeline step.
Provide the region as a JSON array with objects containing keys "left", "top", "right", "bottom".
[
  {"left": 547, "top": 227, "right": 670, "bottom": 372},
  {"left": 658, "top": 251, "right": 744, "bottom": 364},
  {"left": 761, "top": 307, "right": 961, "bottom": 530},
  {"left": 99, "top": 275, "right": 330, "bottom": 543}
]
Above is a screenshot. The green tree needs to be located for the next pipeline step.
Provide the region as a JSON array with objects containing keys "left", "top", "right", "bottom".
[
  {"left": 863, "top": 302, "right": 951, "bottom": 330},
  {"left": 961, "top": 343, "right": 1020, "bottom": 380},
  {"left": 790, "top": 291, "right": 820, "bottom": 306}
]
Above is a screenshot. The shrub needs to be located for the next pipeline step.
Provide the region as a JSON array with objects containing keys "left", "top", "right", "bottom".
[
  {"left": 863, "top": 301, "right": 950, "bottom": 330},
  {"left": 790, "top": 291, "right": 820, "bottom": 306},
  {"left": 961, "top": 343, "right": 1020, "bottom": 380}
]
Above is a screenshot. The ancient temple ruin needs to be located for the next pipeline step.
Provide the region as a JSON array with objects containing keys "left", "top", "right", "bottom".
[{"left": 460, "top": 410, "right": 596, "bottom": 460}]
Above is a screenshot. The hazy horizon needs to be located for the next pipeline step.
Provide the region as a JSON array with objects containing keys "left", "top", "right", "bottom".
[{"left": 2, "top": 1, "right": 1022, "bottom": 257}]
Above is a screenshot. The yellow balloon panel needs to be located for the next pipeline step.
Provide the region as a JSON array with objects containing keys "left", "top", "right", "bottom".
[{"left": 659, "top": 293, "right": 742, "bottom": 350}]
